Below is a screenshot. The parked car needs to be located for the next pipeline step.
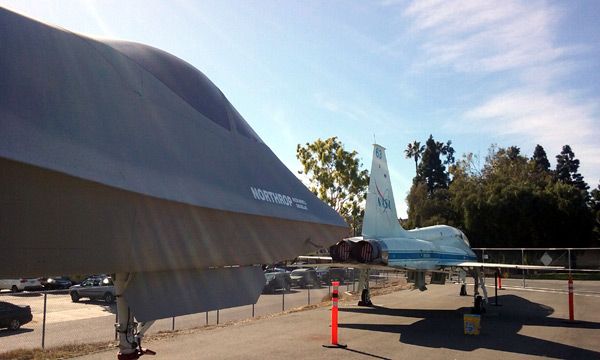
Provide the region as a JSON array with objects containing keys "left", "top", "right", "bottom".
[
  {"left": 315, "top": 268, "right": 330, "bottom": 283},
  {"left": 290, "top": 269, "right": 320, "bottom": 288},
  {"left": 69, "top": 275, "right": 116, "bottom": 303},
  {"left": 263, "top": 266, "right": 289, "bottom": 273},
  {"left": 0, "top": 301, "right": 32, "bottom": 330},
  {"left": 315, "top": 268, "right": 348, "bottom": 285},
  {"left": 0, "top": 278, "right": 43, "bottom": 292},
  {"left": 42, "top": 276, "right": 73, "bottom": 290},
  {"left": 263, "top": 272, "right": 292, "bottom": 293}
]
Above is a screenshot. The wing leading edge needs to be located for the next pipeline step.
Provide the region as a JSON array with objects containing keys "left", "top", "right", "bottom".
[{"left": 448, "top": 261, "right": 563, "bottom": 271}]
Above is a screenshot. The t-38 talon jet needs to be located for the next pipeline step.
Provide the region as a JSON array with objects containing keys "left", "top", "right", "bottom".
[
  {"left": 0, "top": 7, "right": 347, "bottom": 359},
  {"left": 325, "top": 144, "right": 563, "bottom": 310}
]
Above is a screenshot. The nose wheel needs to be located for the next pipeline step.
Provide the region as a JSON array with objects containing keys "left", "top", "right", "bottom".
[{"left": 114, "top": 273, "right": 156, "bottom": 360}]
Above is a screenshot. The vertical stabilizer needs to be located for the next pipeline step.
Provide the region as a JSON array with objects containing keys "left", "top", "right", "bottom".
[{"left": 362, "top": 144, "right": 409, "bottom": 238}]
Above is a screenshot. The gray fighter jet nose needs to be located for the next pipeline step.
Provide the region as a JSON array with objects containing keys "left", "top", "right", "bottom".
[{"left": 0, "top": 7, "right": 347, "bottom": 278}]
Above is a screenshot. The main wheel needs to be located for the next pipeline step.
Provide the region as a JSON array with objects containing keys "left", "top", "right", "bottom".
[
  {"left": 104, "top": 292, "right": 115, "bottom": 304},
  {"left": 8, "top": 319, "right": 21, "bottom": 330},
  {"left": 70, "top": 292, "right": 80, "bottom": 302}
]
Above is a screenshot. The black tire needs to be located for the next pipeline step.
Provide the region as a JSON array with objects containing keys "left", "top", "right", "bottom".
[
  {"left": 11, "top": 285, "right": 19, "bottom": 293},
  {"left": 104, "top": 292, "right": 115, "bottom": 304},
  {"left": 8, "top": 319, "right": 21, "bottom": 331},
  {"left": 70, "top": 292, "right": 80, "bottom": 302}
]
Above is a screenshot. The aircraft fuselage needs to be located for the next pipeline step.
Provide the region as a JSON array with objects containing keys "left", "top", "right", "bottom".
[{"left": 337, "top": 225, "right": 477, "bottom": 270}]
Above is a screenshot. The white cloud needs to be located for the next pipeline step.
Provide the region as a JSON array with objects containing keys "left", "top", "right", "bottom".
[
  {"left": 313, "top": 92, "right": 402, "bottom": 129},
  {"left": 403, "top": 0, "right": 569, "bottom": 75},
  {"left": 399, "top": 0, "right": 600, "bottom": 184},
  {"left": 466, "top": 89, "right": 597, "bottom": 145}
]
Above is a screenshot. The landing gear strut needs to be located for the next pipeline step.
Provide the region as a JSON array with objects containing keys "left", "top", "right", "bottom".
[
  {"left": 114, "top": 273, "right": 156, "bottom": 360},
  {"left": 470, "top": 268, "right": 488, "bottom": 314},
  {"left": 356, "top": 269, "right": 373, "bottom": 307},
  {"left": 458, "top": 269, "right": 468, "bottom": 296}
]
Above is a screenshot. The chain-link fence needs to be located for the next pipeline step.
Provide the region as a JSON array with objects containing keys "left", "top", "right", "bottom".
[
  {"left": 472, "top": 247, "right": 600, "bottom": 287},
  {"left": 0, "top": 270, "right": 405, "bottom": 354}
]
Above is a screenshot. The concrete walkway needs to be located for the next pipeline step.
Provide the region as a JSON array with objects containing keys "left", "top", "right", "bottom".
[{"left": 76, "top": 281, "right": 600, "bottom": 360}]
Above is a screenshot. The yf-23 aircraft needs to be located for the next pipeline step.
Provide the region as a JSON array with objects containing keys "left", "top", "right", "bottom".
[{"left": 326, "top": 144, "right": 562, "bottom": 311}]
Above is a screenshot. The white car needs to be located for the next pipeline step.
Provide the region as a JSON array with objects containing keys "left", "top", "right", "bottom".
[{"left": 0, "top": 278, "right": 43, "bottom": 292}]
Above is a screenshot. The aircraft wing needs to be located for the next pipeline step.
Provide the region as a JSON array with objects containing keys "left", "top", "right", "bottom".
[
  {"left": 448, "top": 261, "right": 564, "bottom": 271},
  {"left": 297, "top": 256, "right": 564, "bottom": 271}
]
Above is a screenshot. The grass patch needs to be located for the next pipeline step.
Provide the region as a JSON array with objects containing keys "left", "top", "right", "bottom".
[{"left": 0, "top": 342, "right": 116, "bottom": 360}]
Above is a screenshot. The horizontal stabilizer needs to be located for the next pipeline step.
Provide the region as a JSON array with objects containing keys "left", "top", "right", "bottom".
[{"left": 123, "top": 267, "right": 264, "bottom": 322}]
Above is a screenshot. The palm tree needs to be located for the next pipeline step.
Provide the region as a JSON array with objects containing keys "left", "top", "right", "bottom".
[{"left": 404, "top": 141, "right": 424, "bottom": 174}]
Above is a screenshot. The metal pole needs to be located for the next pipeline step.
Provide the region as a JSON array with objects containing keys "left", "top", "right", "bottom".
[
  {"left": 282, "top": 290, "right": 285, "bottom": 312},
  {"left": 568, "top": 275, "right": 574, "bottom": 321},
  {"left": 494, "top": 273, "right": 498, "bottom": 306},
  {"left": 205, "top": 311, "right": 208, "bottom": 325},
  {"left": 171, "top": 317, "right": 175, "bottom": 331},
  {"left": 252, "top": 303, "right": 255, "bottom": 318},
  {"left": 568, "top": 249, "right": 572, "bottom": 271},
  {"left": 521, "top": 248, "right": 525, "bottom": 288},
  {"left": 216, "top": 310, "right": 219, "bottom": 325},
  {"left": 308, "top": 284, "right": 311, "bottom": 305},
  {"left": 115, "top": 312, "right": 118, "bottom": 341},
  {"left": 492, "top": 269, "right": 501, "bottom": 307},
  {"left": 42, "top": 292, "right": 47, "bottom": 349}
]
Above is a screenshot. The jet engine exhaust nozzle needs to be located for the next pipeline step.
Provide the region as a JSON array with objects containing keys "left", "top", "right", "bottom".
[
  {"left": 351, "top": 241, "right": 373, "bottom": 263},
  {"left": 330, "top": 241, "right": 351, "bottom": 262},
  {"left": 330, "top": 240, "right": 381, "bottom": 263}
]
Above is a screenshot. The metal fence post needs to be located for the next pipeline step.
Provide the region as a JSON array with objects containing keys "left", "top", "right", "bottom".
[
  {"left": 252, "top": 303, "right": 255, "bottom": 318},
  {"left": 41, "top": 292, "right": 47, "bottom": 349},
  {"left": 282, "top": 290, "right": 285, "bottom": 312},
  {"left": 216, "top": 310, "right": 219, "bottom": 325},
  {"left": 171, "top": 317, "right": 175, "bottom": 331},
  {"left": 205, "top": 311, "right": 208, "bottom": 325},
  {"left": 521, "top": 248, "right": 526, "bottom": 288},
  {"left": 308, "top": 285, "right": 311, "bottom": 305}
]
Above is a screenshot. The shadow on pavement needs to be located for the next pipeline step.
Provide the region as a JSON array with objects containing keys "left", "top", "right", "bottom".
[
  {"left": 0, "top": 328, "right": 34, "bottom": 338},
  {"left": 339, "top": 294, "right": 600, "bottom": 359}
]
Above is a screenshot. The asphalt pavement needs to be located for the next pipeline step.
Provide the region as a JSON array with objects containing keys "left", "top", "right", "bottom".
[{"left": 74, "top": 280, "right": 600, "bottom": 360}]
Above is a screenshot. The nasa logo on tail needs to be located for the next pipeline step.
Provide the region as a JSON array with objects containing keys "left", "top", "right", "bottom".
[{"left": 375, "top": 182, "right": 392, "bottom": 212}]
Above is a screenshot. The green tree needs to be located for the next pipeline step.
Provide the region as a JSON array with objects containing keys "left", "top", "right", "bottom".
[
  {"left": 296, "top": 137, "right": 369, "bottom": 236},
  {"left": 591, "top": 183, "right": 600, "bottom": 242},
  {"left": 446, "top": 144, "right": 594, "bottom": 248},
  {"left": 416, "top": 135, "right": 449, "bottom": 193},
  {"left": 440, "top": 140, "right": 456, "bottom": 166},
  {"left": 531, "top": 144, "right": 551, "bottom": 172},
  {"left": 404, "top": 141, "right": 424, "bottom": 175},
  {"left": 555, "top": 145, "right": 589, "bottom": 193}
]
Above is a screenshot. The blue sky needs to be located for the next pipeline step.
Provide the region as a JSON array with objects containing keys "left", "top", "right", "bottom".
[{"left": 2, "top": 0, "right": 599, "bottom": 217}]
